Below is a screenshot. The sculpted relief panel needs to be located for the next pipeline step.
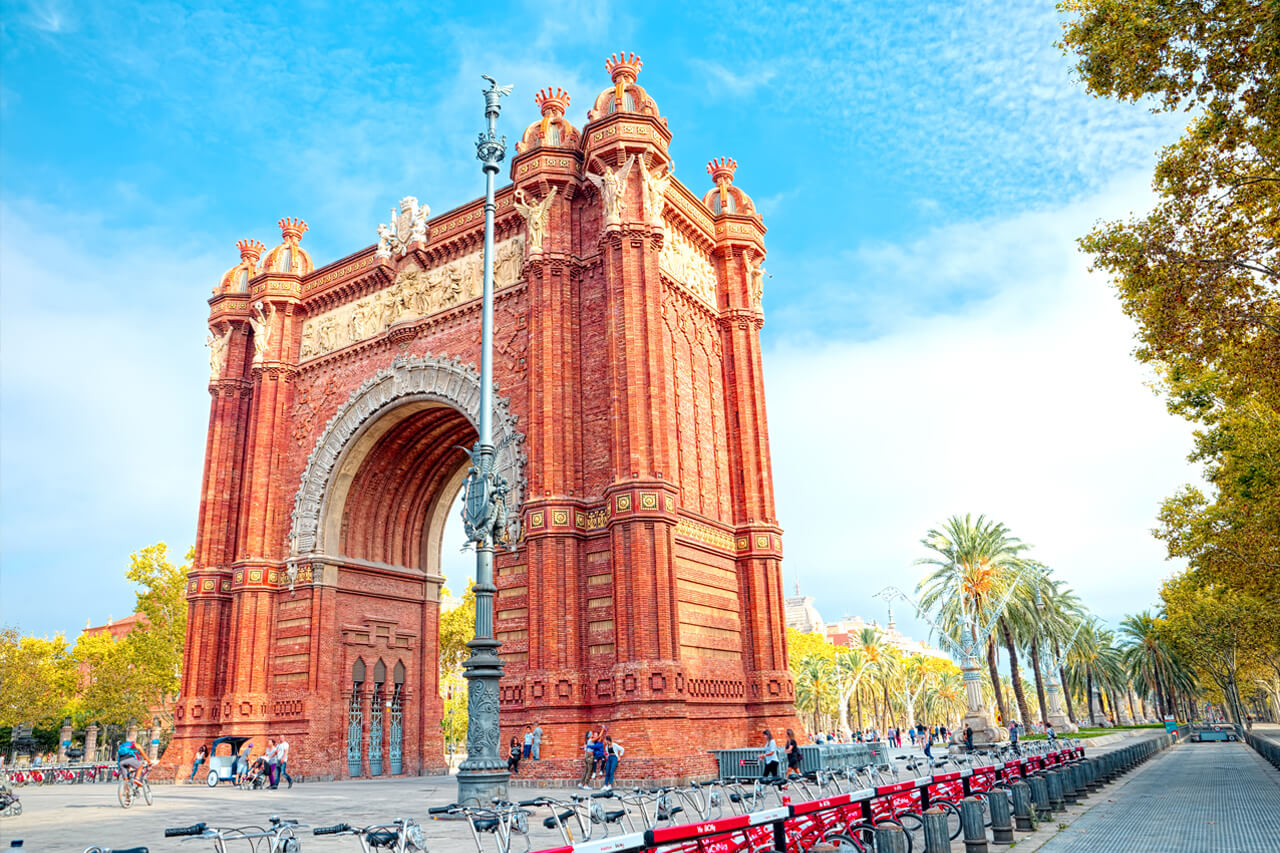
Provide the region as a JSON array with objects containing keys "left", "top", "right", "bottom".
[
  {"left": 300, "top": 235, "right": 524, "bottom": 361},
  {"left": 660, "top": 229, "right": 718, "bottom": 309}
]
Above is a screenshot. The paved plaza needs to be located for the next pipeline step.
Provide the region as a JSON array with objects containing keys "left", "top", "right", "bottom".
[
  {"left": 5, "top": 730, "right": 1280, "bottom": 852},
  {"left": 1038, "top": 728, "right": 1280, "bottom": 852}
]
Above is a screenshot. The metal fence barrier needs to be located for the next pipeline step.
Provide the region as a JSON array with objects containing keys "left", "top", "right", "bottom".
[{"left": 709, "top": 741, "right": 889, "bottom": 780}]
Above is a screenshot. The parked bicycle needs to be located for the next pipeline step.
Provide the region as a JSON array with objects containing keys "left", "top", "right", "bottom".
[
  {"left": 82, "top": 847, "right": 149, "bottom": 853},
  {"left": 314, "top": 817, "right": 427, "bottom": 852},
  {"left": 429, "top": 801, "right": 530, "bottom": 853},
  {"left": 165, "top": 815, "right": 306, "bottom": 852}
]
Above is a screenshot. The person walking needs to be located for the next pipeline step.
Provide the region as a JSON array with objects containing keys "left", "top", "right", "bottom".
[
  {"left": 522, "top": 726, "right": 534, "bottom": 760},
  {"left": 784, "top": 729, "right": 802, "bottom": 778},
  {"left": 234, "top": 741, "right": 253, "bottom": 787},
  {"left": 603, "top": 735, "right": 624, "bottom": 788},
  {"left": 188, "top": 743, "right": 208, "bottom": 784},
  {"left": 273, "top": 737, "right": 293, "bottom": 789},
  {"left": 1010, "top": 721, "right": 1021, "bottom": 755},
  {"left": 265, "top": 738, "right": 280, "bottom": 788},
  {"left": 760, "top": 730, "right": 780, "bottom": 779},
  {"left": 963, "top": 725, "right": 974, "bottom": 753},
  {"left": 532, "top": 723, "right": 543, "bottom": 760}
]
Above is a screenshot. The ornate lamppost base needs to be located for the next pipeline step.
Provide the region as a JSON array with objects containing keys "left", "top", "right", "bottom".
[{"left": 456, "top": 767, "right": 511, "bottom": 806}]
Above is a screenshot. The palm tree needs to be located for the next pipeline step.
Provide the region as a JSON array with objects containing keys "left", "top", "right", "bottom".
[
  {"left": 1119, "top": 612, "right": 1176, "bottom": 718},
  {"left": 794, "top": 655, "right": 835, "bottom": 733},
  {"left": 833, "top": 646, "right": 871, "bottom": 736},
  {"left": 916, "top": 513, "right": 1031, "bottom": 726},
  {"left": 923, "top": 670, "right": 966, "bottom": 726}
]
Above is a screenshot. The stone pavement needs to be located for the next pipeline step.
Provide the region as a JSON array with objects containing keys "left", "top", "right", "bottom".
[
  {"left": 0, "top": 729, "right": 1183, "bottom": 853},
  {"left": 1036, "top": 737, "right": 1280, "bottom": 852}
]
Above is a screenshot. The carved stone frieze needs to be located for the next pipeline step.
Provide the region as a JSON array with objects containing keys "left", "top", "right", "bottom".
[
  {"left": 660, "top": 229, "right": 718, "bottom": 308},
  {"left": 299, "top": 235, "right": 525, "bottom": 361},
  {"left": 288, "top": 355, "right": 526, "bottom": 557}
]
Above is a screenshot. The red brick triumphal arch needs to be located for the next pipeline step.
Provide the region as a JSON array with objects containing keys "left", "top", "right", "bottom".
[{"left": 170, "top": 54, "right": 801, "bottom": 782}]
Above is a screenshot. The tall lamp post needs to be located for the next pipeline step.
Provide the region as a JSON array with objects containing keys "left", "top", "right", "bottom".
[
  {"left": 876, "top": 565, "right": 1041, "bottom": 747},
  {"left": 1042, "top": 620, "right": 1087, "bottom": 733},
  {"left": 456, "top": 75, "right": 514, "bottom": 805}
]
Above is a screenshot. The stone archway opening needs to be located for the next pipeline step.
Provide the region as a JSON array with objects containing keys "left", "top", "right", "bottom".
[{"left": 281, "top": 355, "right": 524, "bottom": 779}]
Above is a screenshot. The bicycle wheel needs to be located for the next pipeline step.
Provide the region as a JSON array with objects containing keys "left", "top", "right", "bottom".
[
  {"left": 822, "top": 833, "right": 869, "bottom": 853},
  {"left": 896, "top": 811, "right": 924, "bottom": 841},
  {"left": 141, "top": 780, "right": 153, "bottom": 806},
  {"left": 117, "top": 779, "right": 132, "bottom": 809},
  {"left": 935, "top": 801, "right": 962, "bottom": 840}
]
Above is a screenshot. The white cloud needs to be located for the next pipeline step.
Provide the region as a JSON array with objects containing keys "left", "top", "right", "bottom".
[
  {"left": 691, "top": 59, "right": 778, "bottom": 97},
  {"left": 766, "top": 170, "right": 1198, "bottom": 642}
]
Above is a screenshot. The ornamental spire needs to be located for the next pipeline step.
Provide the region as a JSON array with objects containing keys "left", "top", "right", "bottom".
[
  {"left": 535, "top": 87, "right": 571, "bottom": 137},
  {"left": 236, "top": 239, "right": 265, "bottom": 263},
  {"left": 605, "top": 52, "right": 642, "bottom": 104},
  {"left": 278, "top": 217, "right": 308, "bottom": 243}
]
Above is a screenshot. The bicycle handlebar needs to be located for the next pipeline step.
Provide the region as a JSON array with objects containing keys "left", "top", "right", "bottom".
[
  {"left": 428, "top": 805, "right": 455, "bottom": 815},
  {"left": 164, "top": 823, "right": 208, "bottom": 838},
  {"left": 313, "top": 823, "right": 352, "bottom": 835}
]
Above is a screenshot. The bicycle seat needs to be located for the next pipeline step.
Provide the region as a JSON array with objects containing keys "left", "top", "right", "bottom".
[
  {"left": 542, "top": 810, "right": 574, "bottom": 829},
  {"left": 605, "top": 809, "right": 626, "bottom": 822},
  {"left": 658, "top": 805, "right": 683, "bottom": 818},
  {"left": 112, "top": 849, "right": 149, "bottom": 853},
  {"left": 473, "top": 818, "right": 500, "bottom": 833},
  {"left": 367, "top": 830, "right": 399, "bottom": 849}
]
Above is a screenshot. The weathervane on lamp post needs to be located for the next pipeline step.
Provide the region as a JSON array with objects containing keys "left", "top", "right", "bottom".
[{"left": 456, "top": 74, "right": 513, "bottom": 805}]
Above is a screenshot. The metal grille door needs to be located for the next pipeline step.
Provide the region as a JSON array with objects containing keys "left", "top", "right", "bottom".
[
  {"left": 369, "top": 684, "right": 384, "bottom": 776},
  {"left": 389, "top": 683, "right": 403, "bottom": 775},
  {"left": 346, "top": 686, "right": 363, "bottom": 778}
]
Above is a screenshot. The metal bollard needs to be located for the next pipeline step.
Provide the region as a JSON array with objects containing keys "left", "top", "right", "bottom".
[
  {"left": 1045, "top": 770, "right": 1066, "bottom": 812},
  {"left": 1028, "top": 774, "right": 1052, "bottom": 820},
  {"left": 1088, "top": 758, "right": 1104, "bottom": 790},
  {"left": 874, "top": 822, "right": 908, "bottom": 853},
  {"left": 922, "top": 807, "right": 950, "bottom": 853},
  {"left": 960, "top": 797, "right": 989, "bottom": 853},
  {"left": 1010, "top": 780, "right": 1034, "bottom": 832},
  {"left": 988, "top": 788, "right": 1015, "bottom": 845},
  {"left": 1059, "top": 763, "right": 1078, "bottom": 804},
  {"left": 1070, "top": 762, "right": 1088, "bottom": 800}
]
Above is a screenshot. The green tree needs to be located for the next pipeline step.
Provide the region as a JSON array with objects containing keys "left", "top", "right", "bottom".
[
  {"left": 438, "top": 584, "right": 477, "bottom": 677},
  {"left": 123, "top": 543, "right": 190, "bottom": 727},
  {"left": 0, "top": 628, "right": 76, "bottom": 728},
  {"left": 916, "top": 513, "right": 1033, "bottom": 725}
]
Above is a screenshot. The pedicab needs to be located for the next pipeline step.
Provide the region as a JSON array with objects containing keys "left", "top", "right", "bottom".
[{"left": 206, "top": 735, "right": 253, "bottom": 787}]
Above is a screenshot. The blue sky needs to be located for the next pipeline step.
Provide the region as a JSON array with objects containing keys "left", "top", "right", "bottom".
[{"left": 2, "top": 1, "right": 1197, "bottom": 647}]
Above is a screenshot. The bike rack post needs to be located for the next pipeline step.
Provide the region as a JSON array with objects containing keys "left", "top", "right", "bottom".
[
  {"left": 959, "top": 797, "right": 988, "bottom": 853},
  {"left": 921, "top": 807, "right": 949, "bottom": 853},
  {"left": 987, "top": 789, "right": 1014, "bottom": 845},
  {"left": 1058, "top": 763, "right": 1078, "bottom": 805},
  {"left": 1009, "top": 781, "right": 1034, "bottom": 832},
  {"left": 1027, "top": 776, "right": 1052, "bottom": 821},
  {"left": 874, "top": 822, "right": 908, "bottom": 853},
  {"left": 1044, "top": 770, "right": 1065, "bottom": 813}
]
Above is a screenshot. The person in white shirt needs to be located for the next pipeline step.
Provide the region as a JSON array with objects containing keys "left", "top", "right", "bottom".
[{"left": 268, "top": 737, "right": 293, "bottom": 789}]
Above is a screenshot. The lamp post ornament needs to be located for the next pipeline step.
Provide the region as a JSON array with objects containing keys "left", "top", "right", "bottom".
[
  {"left": 1042, "top": 619, "right": 1088, "bottom": 733},
  {"left": 876, "top": 564, "right": 1041, "bottom": 747},
  {"left": 456, "top": 74, "right": 514, "bottom": 805}
]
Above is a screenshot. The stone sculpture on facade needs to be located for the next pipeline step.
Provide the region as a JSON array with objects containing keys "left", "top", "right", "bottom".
[
  {"left": 639, "top": 157, "right": 671, "bottom": 227},
  {"left": 743, "top": 250, "right": 765, "bottom": 307},
  {"left": 659, "top": 229, "right": 718, "bottom": 307},
  {"left": 586, "top": 155, "right": 636, "bottom": 229},
  {"left": 512, "top": 187, "right": 557, "bottom": 255},
  {"left": 207, "top": 325, "right": 233, "bottom": 381},
  {"left": 249, "top": 301, "right": 275, "bottom": 365},
  {"left": 377, "top": 196, "right": 431, "bottom": 259}
]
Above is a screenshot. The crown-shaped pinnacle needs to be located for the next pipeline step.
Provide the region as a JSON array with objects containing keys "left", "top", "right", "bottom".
[
  {"left": 278, "top": 217, "right": 309, "bottom": 241},
  {"left": 605, "top": 52, "right": 643, "bottom": 84},
  {"left": 535, "top": 87, "right": 571, "bottom": 116},
  {"left": 237, "top": 239, "right": 265, "bottom": 261},
  {"left": 707, "top": 157, "right": 738, "bottom": 185}
]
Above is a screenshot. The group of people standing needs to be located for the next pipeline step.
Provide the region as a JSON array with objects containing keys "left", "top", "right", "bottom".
[
  {"left": 506, "top": 723, "right": 544, "bottom": 774},
  {"left": 579, "top": 729, "right": 624, "bottom": 789}
]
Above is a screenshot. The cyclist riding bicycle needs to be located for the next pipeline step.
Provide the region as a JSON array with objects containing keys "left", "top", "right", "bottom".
[{"left": 117, "top": 738, "right": 150, "bottom": 784}]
